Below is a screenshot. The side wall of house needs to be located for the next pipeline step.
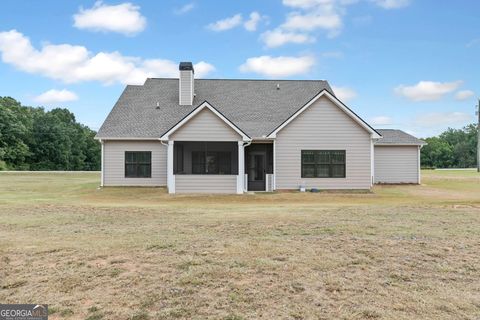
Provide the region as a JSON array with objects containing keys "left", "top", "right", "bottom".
[
  {"left": 103, "top": 140, "right": 167, "bottom": 186},
  {"left": 374, "top": 146, "right": 419, "bottom": 184},
  {"left": 275, "top": 96, "right": 372, "bottom": 189}
]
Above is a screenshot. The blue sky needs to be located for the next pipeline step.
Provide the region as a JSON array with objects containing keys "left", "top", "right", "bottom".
[{"left": 0, "top": 0, "right": 478, "bottom": 137}]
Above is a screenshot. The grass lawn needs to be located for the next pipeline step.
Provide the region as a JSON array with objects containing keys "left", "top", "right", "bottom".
[{"left": 0, "top": 170, "right": 479, "bottom": 319}]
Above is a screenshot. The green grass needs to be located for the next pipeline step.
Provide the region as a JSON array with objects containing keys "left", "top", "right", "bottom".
[{"left": 0, "top": 170, "right": 479, "bottom": 319}]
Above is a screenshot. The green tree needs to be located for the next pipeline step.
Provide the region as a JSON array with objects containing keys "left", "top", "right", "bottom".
[
  {"left": 421, "top": 124, "right": 478, "bottom": 168},
  {"left": 0, "top": 97, "right": 31, "bottom": 169},
  {"left": 82, "top": 127, "right": 101, "bottom": 170},
  {"left": 421, "top": 137, "right": 454, "bottom": 168},
  {"left": 0, "top": 97, "right": 100, "bottom": 171}
]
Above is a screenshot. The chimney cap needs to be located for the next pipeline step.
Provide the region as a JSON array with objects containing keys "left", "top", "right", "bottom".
[{"left": 179, "top": 62, "right": 194, "bottom": 73}]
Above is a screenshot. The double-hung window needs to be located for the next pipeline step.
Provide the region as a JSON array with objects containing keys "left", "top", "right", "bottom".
[
  {"left": 301, "top": 150, "right": 346, "bottom": 178},
  {"left": 125, "top": 151, "right": 152, "bottom": 178}
]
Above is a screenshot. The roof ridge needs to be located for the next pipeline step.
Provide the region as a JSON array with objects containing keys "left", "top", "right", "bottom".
[{"left": 146, "top": 78, "right": 329, "bottom": 82}]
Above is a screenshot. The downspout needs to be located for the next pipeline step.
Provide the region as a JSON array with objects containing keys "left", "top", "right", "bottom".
[
  {"left": 418, "top": 145, "right": 423, "bottom": 184},
  {"left": 159, "top": 139, "right": 168, "bottom": 147},
  {"left": 100, "top": 139, "right": 104, "bottom": 187},
  {"left": 370, "top": 135, "right": 382, "bottom": 187}
]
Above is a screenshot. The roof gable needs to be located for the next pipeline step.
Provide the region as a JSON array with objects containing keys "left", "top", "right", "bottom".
[
  {"left": 160, "top": 101, "right": 250, "bottom": 141},
  {"left": 267, "top": 90, "right": 381, "bottom": 139}
]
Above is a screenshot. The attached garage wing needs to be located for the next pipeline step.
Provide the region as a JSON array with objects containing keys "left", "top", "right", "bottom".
[
  {"left": 374, "top": 146, "right": 420, "bottom": 184},
  {"left": 373, "top": 129, "right": 426, "bottom": 184}
]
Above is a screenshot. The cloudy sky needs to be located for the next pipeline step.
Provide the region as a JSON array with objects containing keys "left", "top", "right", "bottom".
[{"left": 0, "top": 0, "right": 478, "bottom": 137}]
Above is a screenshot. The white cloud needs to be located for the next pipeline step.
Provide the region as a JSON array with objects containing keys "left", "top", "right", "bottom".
[
  {"left": 278, "top": 0, "right": 406, "bottom": 40},
  {"left": 282, "top": 0, "right": 359, "bottom": 9},
  {"left": 207, "top": 12, "right": 265, "bottom": 32},
  {"left": 331, "top": 85, "right": 357, "bottom": 102},
  {"left": 261, "top": 29, "right": 315, "bottom": 48},
  {"left": 415, "top": 112, "right": 473, "bottom": 127},
  {"left": 370, "top": 116, "right": 393, "bottom": 126},
  {"left": 73, "top": 1, "right": 146, "bottom": 36},
  {"left": 282, "top": 0, "right": 321, "bottom": 9},
  {"left": 191, "top": 61, "right": 216, "bottom": 78},
  {"left": 0, "top": 30, "right": 215, "bottom": 85},
  {"left": 244, "top": 12, "right": 263, "bottom": 31},
  {"left": 33, "top": 89, "right": 78, "bottom": 104},
  {"left": 279, "top": 0, "right": 359, "bottom": 38},
  {"left": 207, "top": 14, "right": 242, "bottom": 31},
  {"left": 394, "top": 80, "right": 463, "bottom": 102},
  {"left": 239, "top": 55, "right": 315, "bottom": 78},
  {"left": 174, "top": 2, "right": 195, "bottom": 15},
  {"left": 455, "top": 90, "right": 475, "bottom": 101},
  {"left": 281, "top": 10, "right": 342, "bottom": 37},
  {"left": 371, "top": 0, "right": 410, "bottom": 9}
]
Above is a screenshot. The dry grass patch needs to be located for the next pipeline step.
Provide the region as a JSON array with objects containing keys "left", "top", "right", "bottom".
[{"left": 0, "top": 170, "right": 479, "bottom": 319}]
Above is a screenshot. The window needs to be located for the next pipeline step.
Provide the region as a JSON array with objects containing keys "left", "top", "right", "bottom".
[
  {"left": 301, "top": 150, "right": 345, "bottom": 178},
  {"left": 192, "top": 151, "right": 232, "bottom": 174},
  {"left": 125, "top": 151, "right": 151, "bottom": 178}
]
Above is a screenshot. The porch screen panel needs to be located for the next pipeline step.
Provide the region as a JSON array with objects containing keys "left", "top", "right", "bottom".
[{"left": 174, "top": 142, "right": 237, "bottom": 175}]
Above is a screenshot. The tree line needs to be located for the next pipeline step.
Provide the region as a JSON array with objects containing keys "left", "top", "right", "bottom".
[
  {"left": 421, "top": 124, "right": 478, "bottom": 168},
  {"left": 0, "top": 96, "right": 100, "bottom": 170}
]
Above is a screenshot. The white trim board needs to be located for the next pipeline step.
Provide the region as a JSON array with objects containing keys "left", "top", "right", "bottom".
[
  {"left": 160, "top": 101, "right": 251, "bottom": 141},
  {"left": 94, "top": 137, "right": 160, "bottom": 141},
  {"left": 374, "top": 143, "right": 426, "bottom": 146},
  {"left": 267, "top": 90, "right": 381, "bottom": 139}
]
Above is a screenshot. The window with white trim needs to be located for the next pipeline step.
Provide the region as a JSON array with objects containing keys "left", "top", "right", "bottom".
[{"left": 301, "top": 150, "right": 346, "bottom": 178}]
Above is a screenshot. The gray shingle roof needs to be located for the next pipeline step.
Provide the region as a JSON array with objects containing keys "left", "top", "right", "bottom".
[
  {"left": 96, "top": 78, "right": 334, "bottom": 139},
  {"left": 375, "top": 129, "right": 426, "bottom": 145}
]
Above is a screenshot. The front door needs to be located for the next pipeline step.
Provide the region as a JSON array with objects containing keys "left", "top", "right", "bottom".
[{"left": 247, "top": 152, "right": 266, "bottom": 191}]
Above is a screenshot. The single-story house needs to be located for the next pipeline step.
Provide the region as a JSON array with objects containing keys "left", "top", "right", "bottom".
[{"left": 95, "top": 62, "right": 426, "bottom": 194}]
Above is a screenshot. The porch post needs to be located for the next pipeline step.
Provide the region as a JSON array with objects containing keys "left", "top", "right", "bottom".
[
  {"left": 237, "top": 141, "right": 245, "bottom": 194},
  {"left": 167, "top": 140, "right": 175, "bottom": 194}
]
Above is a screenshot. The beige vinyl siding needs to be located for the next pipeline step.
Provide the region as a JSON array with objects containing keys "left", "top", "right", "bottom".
[
  {"left": 171, "top": 108, "right": 242, "bottom": 141},
  {"left": 175, "top": 175, "right": 237, "bottom": 193},
  {"left": 275, "top": 96, "right": 372, "bottom": 189},
  {"left": 374, "top": 146, "right": 419, "bottom": 184},
  {"left": 103, "top": 140, "right": 167, "bottom": 186},
  {"left": 179, "top": 70, "right": 193, "bottom": 105}
]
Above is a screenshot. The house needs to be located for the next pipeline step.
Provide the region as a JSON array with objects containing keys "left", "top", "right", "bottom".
[{"left": 95, "top": 62, "right": 426, "bottom": 194}]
